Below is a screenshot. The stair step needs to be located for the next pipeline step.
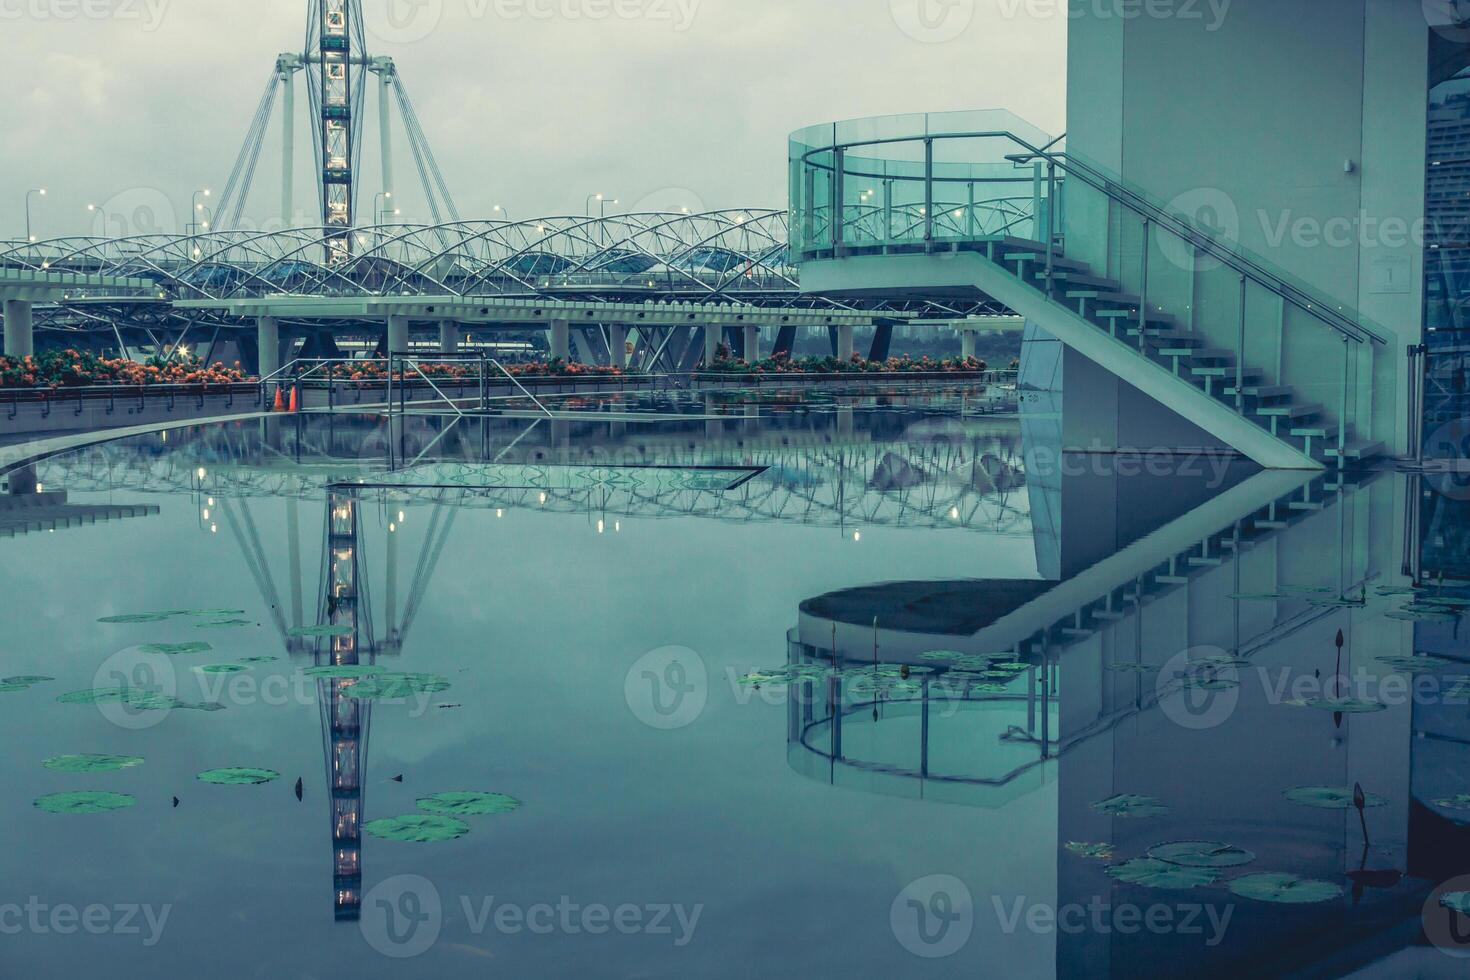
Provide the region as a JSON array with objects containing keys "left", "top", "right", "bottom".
[
  {"left": 1254, "top": 519, "right": 1291, "bottom": 530},
  {"left": 1226, "top": 384, "right": 1292, "bottom": 400},
  {"left": 1323, "top": 440, "right": 1384, "bottom": 461},
  {"left": 1191, "top": 365, "right": 1263, "bottom": 379},
  {"left": 1257, "top": 403, "right": 1323, "bottom": 420},
  {"left": 1006, "top": 252, "right": 1087, "bottom": 272},
  {"left": 1134, "top": 330, "right": 1202, "bottom": 345},
  {"left": 1053, "top": 271, "right": 1125, "bottom": 291},
  {"left": 1187, "top": 349, "right": 1236, "bottom": 362},
  {"left": 1156, "top": 574, "right": 1191, "bottom": 585},
  {"left": 992, "top": 236, "right": 1050, "bottom": 254},
  {"left": 1069, "top": 291, "right": 1142, "bottom": 307},
  {"left": 1092, "top": 610, "right": 1127, "bottom": 622},
  {"left": 1288, "top": 500, "right": 1326, "bottom": 512},
  {"left": 1291, "top": 422, "right": 1338, "bottom": 439},
  {"left": 1059, "top": 627, "right": 1095, "bottom": 639},
  {"left": 1188, "top": 556, "right": 1225, "bottom": 567}
]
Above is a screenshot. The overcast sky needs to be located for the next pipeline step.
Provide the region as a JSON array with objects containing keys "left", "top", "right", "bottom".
[{"left": 1, "top": 0, "right": 1066, "bottom": 239}]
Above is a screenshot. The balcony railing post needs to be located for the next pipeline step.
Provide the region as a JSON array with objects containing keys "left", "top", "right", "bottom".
[
  {"left": 1236, "top": 275, "right": 1246, "bottom": 413},
  {"left": 832, "top": 146, "right": 845, "bottom": 253},
  {"left": 1339, "top": 336, "right": 1350, "bottom": 462},
  {"left": 883, "top": 178, "right": 893, "bottom": 245},
  {"left": 802, "top": 165, "right": 816, "bottom": 252},
  {"left": 1044, "top": 161, "right": 1057, "bottom": 298},
  {"left": 1138, "top": 217, "right": 1150, "bottom": 351},
  {"left": 967, "top": 180, "right": 976, "bottom": 239},
  {"left": 923, "top": 138, "right": 934, "bottom": 243}
]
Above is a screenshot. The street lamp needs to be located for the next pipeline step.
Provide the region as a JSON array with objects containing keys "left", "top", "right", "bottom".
[
  {"left": 25, "top": 188, "right": 46, "bottom": 243},
  {"left": 374, "top": 191, "right": 394, "bottom": 225},
  {"left": 493, "top": 204, "right": 511, "bottom": 221},
  {"left": 189, "top": 189, "right": 211, "bottom": 236},
  {"left": 599, "top": 197, "right": 619, "bottom": 219},
  {"left": 584, "top": 192, "right": 605, "bottom": 217}
]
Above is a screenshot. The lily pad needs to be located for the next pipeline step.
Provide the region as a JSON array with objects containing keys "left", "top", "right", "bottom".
[
  {"left": 98, "top": 613, "right": 172, "bottom": 624},
  {"left": 197, "top": 768, "right": 280, "bottom": 786},
  {"left": 1387, "top": 609, "right": 1459, "bottom": 624},
  {"left": 737, "top": 670, "right": 788, "bottom": 687},
  {"left": 138, "top": 642, "right": 213, "bottom": 656},
  {"left": 34, "top": 791, "right": 136, "bottom": 814},
  {"left": 56, "top": 688, "right": 179, "bottom": 711},
  {"left": 1227, "top": 872, "right": 1343, "bottom": 905},
  {"left": 416, "top": 791, "right": 522, "bottom": 817},
  {"left": 196, "top": 619, "right": 253, "bottom": 630},
  {"left": 179, "top": 609, "right": 245, "bottom": 618},
  {"left": 1284, "top": 697, "right": 1387, "bottom": 714},
  {"left": 1091, "top": 794, "right": 1169, "bottom": 818},
  {"left": 1284, "top": 786, "right": 1388, "bottom": 810},
  {"left": 1147, "top": 841, "right": 1255, "bottom": 868},
  {"left": 1106, "top": 858, "right": 1221, "bottom": 889},
  {"left": 1433, "top": 794, "right": 1470, "bottom": 811},
  {"left": 290, "top": 625, "right": 354, "bottom": 638},
  {"left": 1065, "top": 842, "right": 1114, "bottom": 860},
  {"left": 303, "top": 665, "right": 383, "bottom": 679},
  {"left": 1441, "top": 892, "right": 1470, "bottom": 915},
  {"left": 42, "top": 754, "right": 145, "bottom": 773},
  {"left": 238, "top": 656, "right": 279, "bottom": 664},
  {"left": 345, "top": 672, "right": 451, "bottom": 699},
  {"left": 4, "top": 675, "right": 54, "bottom": 685},
  {"left": 918, "top": 650, "right": 966, "bottom": 662},
  {"left": 194, "top": 664, "right": 249, "bottom": 675},
  {"left": 0, "top": 680, "right": 38, "bottom": 693},
  {"left": 1375, "top": 655, "right": 1456, "bottom": 672},
  {"left": 1107, "top": 663, "right": 1156, "bottom": 673},
  {"left": 364, "top": 814, "right": 471, "bottom": 843}
]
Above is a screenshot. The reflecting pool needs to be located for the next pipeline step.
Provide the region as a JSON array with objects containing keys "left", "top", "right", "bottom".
[{"left": 1, "top": 387, "right": 1467, "bottom": 978}]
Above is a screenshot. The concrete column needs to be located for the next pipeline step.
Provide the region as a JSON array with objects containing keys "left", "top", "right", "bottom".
[
  {"left": 439, "top": 320, "right": 460, "bottom": 355},
  {"left": 549, "top": 319, "right": 570, "bottom": 361},
  {"left": 704, "top": 325, "right": 722, "bottom": 365},
  {"left": 257, "top": 315, "right": 280, "bottom": 379},
  {"left": 836, "top": 323, "right": 854, "bottom": 361},
  {"left": 609, "top": 324, "right": 628, "bottom": 371},
  {"left": 387, "top": 315, "right": 410, "bottom": 356},
  {"left": 961, "top": 327, "right": 977, "bottom": 361},
  {"left": 743, "top": 324, "right": 760, "bottom": 362},
  {"left": 3, "top": 299, "right": 34, "bottom": 358}
]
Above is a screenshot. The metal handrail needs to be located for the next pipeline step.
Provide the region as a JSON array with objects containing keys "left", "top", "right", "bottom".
[{"left": 798, "top": 129, "right": 1391, "bottom": 349}]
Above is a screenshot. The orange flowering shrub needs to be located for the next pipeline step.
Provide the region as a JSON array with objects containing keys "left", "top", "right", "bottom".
[{"left": 0, "top": 350, "right": 251, "bottom": 389}]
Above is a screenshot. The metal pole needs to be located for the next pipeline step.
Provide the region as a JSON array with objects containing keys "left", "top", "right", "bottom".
[
  {"left": 378, "top": 66, "right": 394, "bottom": 208},
  {"left": 1044, "top": 163, "right": 1057, "bottom": 298},
  {"left": 1137, "top": 218, "right": 1150, "bottom": 349},
  {"left": 1339, "top": 338, "right": 1350, "bottom": 462},
  {"left": 832, "top": 147, "right": 844, "bottom": 252},
  {"left": 1236, "top": 275, "right": 1246, "bottom": 412},
  {"left": 281, "top": 66, "right": 295, "bottom": 228},
  {"left": 923, "top": 139, "right": 934, "bottom": 243}
]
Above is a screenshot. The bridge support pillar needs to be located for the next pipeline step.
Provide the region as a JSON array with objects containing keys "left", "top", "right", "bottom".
[
  {"left": 3, "top": 299, "right": 34, "bottom": 358},
  {"left": 609, "top": 325, "right": 627, "bottom": 371},
  {"left": 549, "top": 319, "right": 570, "bottom": 361},
  {"left": 961, "top": 326, "right": 977, "bottom": 361},
  {"left": 387, "top": 315, "right": 410, "bottom": 357},
  {"left": 836, "top": 324, "right": 854, "bottom": 362},
  {"left": 257, "top": 316, "right": 280, "bottom": 379},
  {"left": 439, "top": 321, "right": 460, "bottom": 355},
  {"left": 743, "top": 324, "right": 760, "bottom": 362},
  {"left": 704, "top": 325, "right": 722, "bottom": 366}
]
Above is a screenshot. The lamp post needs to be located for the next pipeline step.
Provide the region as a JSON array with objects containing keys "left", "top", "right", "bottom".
[
  {"left": 493, "top": 205, "right": 511, "bottom": 221},
  {"left": 24, "top": 188, "right": 46, "bottom": 244},
  {"left": 584, "top": 192, "right": 604, "bottom": 217},
  {"left": 374, "top": 192, "right": 395, "bottom": 226},
  {"left": 189, "top": 189, "right": 212, "bottom": 236}
]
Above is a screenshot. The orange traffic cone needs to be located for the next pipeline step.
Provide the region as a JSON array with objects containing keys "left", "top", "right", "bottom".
[
  {"left": 288, "top": 385, "right": 299, "bottom": 413},
  {"left": 271, "top": 387, "right": 285, "bottom": 412}
]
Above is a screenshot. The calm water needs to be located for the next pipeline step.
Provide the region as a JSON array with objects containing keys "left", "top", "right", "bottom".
[{"left": 1, "top": 388, "right": 1467, "bottom": 978}]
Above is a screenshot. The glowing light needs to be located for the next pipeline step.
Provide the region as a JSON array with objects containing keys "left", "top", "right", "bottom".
[
  {"left": 597, "top": 519, "right": 605, "bottom": 534},
  {"left": 496, "top": 509, "right": 504, "bottom": 518},
  {"left": 210, "top": 523, "right": 218, "bottom": 533},
  {"left": 389, "top": 523, "right": 397, "bottom": 533},
  {"left": 202, "top": 509, "right": 210, "bottom": 520},
  {"left": 538, "top": 492, "right": 547, "bottom": 505},
  {"left": 196, "top": 467, "right": 207, "bottom": 479},
  {"left": 852, "top": 531, "right": 861, "bottom": 542},
  {"left": 950, "top": 507, "right": 960, "bottom": 520},
  {"left": 397, "top": 511, "right": 405, "bottom": 523},
  {"left": 207, "top": 498, "right": 214, "bottom": 506},
  {"left": 35, "top": 483, "right": 43, "bottom": 493}
]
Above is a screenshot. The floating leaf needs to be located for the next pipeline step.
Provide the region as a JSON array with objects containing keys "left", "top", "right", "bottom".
[
  {"left": 56, "top": 688, "right": 178, "bottom": 711},
  {"left": 1433, "top": 794, "right": 1470, "bottom": 811},
  {"left": 3, "top": 675, "right": 54, "bottom": 685},
  {"left": 179, "top": 609, "right": 246, "bottom": 618},
  {"left": 918, "top": 650, "right": 966, "bottom": 662},
  {"left": 1106, "top": 858, "right": 1220, "bottom": 889},
  {"left": 194, "top": 664, "right": 249, "bottom": 675},
  {"left": 303, "top": 665, "right": 383, "bottom": 679},
  {"left": 1441, "top": 892, "right": 1470, "bottom": 915},
  {"left": 1107, "top": 663, "right": 1156, "bottom": 673},
  {"left": 416, "top": 792, "right": 521, "bottom": 817},
  {"left": 1376, "top": 655, "right": 1456, "bottom": 672},
  {"left": 345, "top": 673, "right": 451, "bottom": 700},
  {"left": 42, "top": 754, "right": 145, "bottom": 773},
  {"left": 1091, "top": 794, "right": 1169, "bottom": 818},
  {"left": 0, "top": 681, "right": 35, "bottom": 694},
  {"left": 737, "top": 670, "right": 788, "bottom": 687},
  {"left": 290, "top": 625, "right": 354, "bottom": 638},
  {"left": 1284, "top": 786, "right": 1388, "bottom": 810},
  {"left": 238, "top": 656, "right": 279, "bottom": 664},
  {"left": 98, "top": 613, "right": 172, "bottom": 624},
  {"left": 1065, "top": 842, "right": 1114, "bottom": 860},
  {"left": 138, "top": 642, "right": 212, "bottom": 656},
  {"left": 1187, "top": 677, "right": 1241, "bottom": 691},
  {"left": 1147, "top": 841, "right": 1255, "bottom": 868},
  {"left": 197, "top": 768, "right": 280, "bottom": 786},
  {"left": 34, "top": 791, "right": 136, "bottom": 814},
  {"left": 1284, "top": 697, "right": 1387, "bottom": 714},
  {"left": 364, "top": 814, "right": 471, "bottom": 843},
  {"left": 1228, "top": 592, "right": 1295, "bottom": 602},
  {"left": 1228, "top": 872, "right": 1343, "bottom": 904},
  {"left": 196, "top": 619, "right": 253, "bottom": 630},
  {"left": 1387, "top": 609, "right": 1459, "bottom": 624}
]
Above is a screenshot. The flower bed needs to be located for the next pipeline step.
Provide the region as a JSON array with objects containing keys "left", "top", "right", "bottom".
[
  {"left": 0, "top": 350, "right": 251, "bottom": 389},
  {"left": 311, "top": 359, "right": 625, "bottom": 382},
  {"left": 702, "top": 353, "right": 987, "bottom": 375}
]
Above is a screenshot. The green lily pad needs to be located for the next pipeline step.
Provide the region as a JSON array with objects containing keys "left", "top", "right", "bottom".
[
  {"left": 918, "top": 650, "right": 966, "bottom": 662},
  {"left": 56, "top": 688, "right": 179, "bottom": 711},
  {"left": 0, "top": 681, "right": 35, "bottom": 693},
  {"left": 416, "top": 791, "right": 522, "bottom": 816},
  {"left": 1065, "top": 842, "right": 1114, "bottom": 860},
  {"left": 1187, "top": 677, "right": 1241, "bottom": 691},
  {"left": 1147, "top": 841, "right": 1255, "bottom": 868},
  {"left": 290, "top": 625, "right": 354, "bottom": 638},
  {"left": 737, "top": 670, "right": 788, "bottom": 686},
  {"left": 238, "top": 656, "right": 279, "bottom": 664},
  {"left": 42, "top": 754, "right": 145, "bottom": 773},
  {"left": 364, "top": 814, "right": 471, "bottom": 843},
  {"left": 1227, "top": 872, "right": 1343, "bottom": 904},
  {"left": 4, "top": 675, "right": 54, "bottom": 685},
  {"left": 1284, "top": 786, "right": 1388, "bottom": 810},
  {"left": 197, "top": 768, "right": 280, "bottom": 786},
  {"left": 967, "top": 682, "right": 1011, "bottom": 694},
  {"left": 1441, "top": 892, "right": 1470, "bottom": 914},
  {"left": 196, "top": 619, "right": 253, "bottom": 630},
  {"left": 179, "top": 609, "right": 245, "bottom": 618},
  {"left": 1432, "top": 794, "right": 1470, "bottom": 811},
  {"left": 1376, "top": 655, "right": 1456, "bottom": 672},
  {"left": 194, "top": 664, "right": 249, "bottom": 675},
  {"left": 1228, "top": 592, "right": 1295, "bottom": 602},
  {"left": 1284, "top": 697, "right": 1387, "bottom": 714},
  {"left": 1107, "top": 663, "right": 1156, "bottom": 673},
  {"left": 345, "top": 673, "right": 451, "bottom": 700},
  {"left": 34, "top": 791, "right": 136, "bottom": 814},
  {"left": 138, "top": 642, "right": 212, "bottom": 656},
  {"left": 1106, "top": 858, "right": 1221, "bottom": 889},
  {"left": 303, "top": 665, "right": 383, "bottom": 679},
  {"left": 1387, "top": 609, "right": 1459, "bottom": 623},
  {"left": 1091, "top": 794, "right": 1169, "bottom": 818},
  {"left": 98, "top": 613, "right": 173, "bottom": 624}
]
